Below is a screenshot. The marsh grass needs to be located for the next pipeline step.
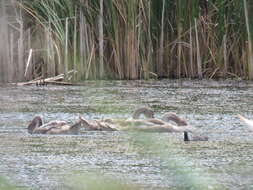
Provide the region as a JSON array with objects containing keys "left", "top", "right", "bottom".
[{"left": 1, "top": 0, "right": 253, "bottom": 81}]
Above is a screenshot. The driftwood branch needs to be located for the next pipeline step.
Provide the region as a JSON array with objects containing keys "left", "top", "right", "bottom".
[{"left": 15, "top": 70, "right": 79, "bottom": 86}]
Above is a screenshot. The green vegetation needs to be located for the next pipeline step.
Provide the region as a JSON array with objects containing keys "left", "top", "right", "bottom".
[
  {"left": 1, "top": 0, "right": 253, "bottom": 81},
  {"left": 66, "top": 173, "right": 141, "bottom": 190},
  {"left": 0, "top": 176, "right": 23, "bottom": 190}
]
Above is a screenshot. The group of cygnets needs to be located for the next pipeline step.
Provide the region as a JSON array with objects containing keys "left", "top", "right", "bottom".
[{"left": 27, "top": 107, "right": 253, "bottom": 141}]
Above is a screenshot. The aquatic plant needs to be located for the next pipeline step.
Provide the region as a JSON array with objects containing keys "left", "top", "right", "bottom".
[
  {"left": 0, "top": 176, "right": 23, "bottom": 190},
  {"left": 65, "top": 173, "right": 141, "bottom": 190}
]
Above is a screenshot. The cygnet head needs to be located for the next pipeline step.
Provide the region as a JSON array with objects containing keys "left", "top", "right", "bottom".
[
  {"left": 132, "top": 107, "right": 155, "bottom": 119},
  {"left": 78, "top": 116, "right": 91, "bottom": 127},
  {"left": 28, "top": 116, "right": 43, "bottom": 134},
  {"left": 161, "top": 112, "right": 188, "bottom": 126}
]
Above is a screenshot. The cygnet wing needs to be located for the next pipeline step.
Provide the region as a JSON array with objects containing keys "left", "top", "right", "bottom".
[{"left": 238, "top": 115, "right": 253, "bottom": 132}]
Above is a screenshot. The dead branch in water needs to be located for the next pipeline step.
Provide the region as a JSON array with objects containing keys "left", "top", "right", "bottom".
[{"left": 14, "top": 70, "right": 80, "bottom": 86}]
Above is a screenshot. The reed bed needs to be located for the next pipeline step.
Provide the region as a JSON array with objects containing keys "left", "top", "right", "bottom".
[{"left": 1, "top": 0, "right": 253, "bottom": 82}]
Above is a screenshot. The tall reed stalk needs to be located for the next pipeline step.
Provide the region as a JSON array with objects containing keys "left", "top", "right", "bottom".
[
  {"left": 244, "top": 0, "right": 253, "bottom": 79},
  {"left": 0, "top": 0, "right": 9, "bottom": 82}
]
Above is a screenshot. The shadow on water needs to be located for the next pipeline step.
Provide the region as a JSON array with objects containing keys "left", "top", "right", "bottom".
[{"left": 0, "top": 79, "right": 253, "bottom": 189}]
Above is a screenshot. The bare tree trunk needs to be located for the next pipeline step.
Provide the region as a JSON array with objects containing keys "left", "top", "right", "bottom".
[
  {"left": 98, "top": 0, "right": 104, "bottom": 79},
  {"left": 157, "top": 0, "right": 165, "bottom": 77},
  {"left": 195, "top": 19, "right": 203, "bottom": 79},
  {"left": 18, "top": 15, "right": 24, "bottom": 81},
  {"left": 73, "top": 8, "right": 77, "bottom": 81},
  {"left": 0, "top": 0, "right": 8, "bottom": 82},
  {"left": 46, "top": 22, "right": 55, "bottom": 78},
  {"left": 79, "top": 10, "right": 84, "bottom": 79},
  {"left": 189, "top": 23, "right": 194, "bottom": 78},
  {"left": 10, "top": 31, "right": 14, "bottom": 81},
  {"left": 244, "top": 0, "right": 253, "bottom": 79},
  {"left": 64, "top": 18, "right": 69, "bottom": 80},
  {"left": 223, "top": 34, "right": 227, "bottom": 77}
]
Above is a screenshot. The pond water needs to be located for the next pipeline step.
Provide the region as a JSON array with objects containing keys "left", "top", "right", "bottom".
[{"left": 0, "top": 79, "right": 253, "bottom": 190}]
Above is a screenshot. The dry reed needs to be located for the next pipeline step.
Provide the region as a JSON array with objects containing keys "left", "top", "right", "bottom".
[{"left": 0, "top": 0, "right": 252, "bottom": 82}]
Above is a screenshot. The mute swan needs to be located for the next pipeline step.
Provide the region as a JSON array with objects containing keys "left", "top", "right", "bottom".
[
  {"left": 161, "top": 112, "right": 208, "bottom": 141},
  {"left": 78, "top": 108, "right": 199, "bottom": 136},
  {"left": 132, "top": 107, "right": 155, "bottom": 119},
  {"left": 107, "top": 108, "right": 196, "bottom": 133},
  {"left": 238, "top": 114, "right": 253, "bottom": 132},
  {"left": 78, "top": 117, "right": 117, "bottom": 131},
  {"left": 28, "top": 116, "right": 85, "bottom": 135}
]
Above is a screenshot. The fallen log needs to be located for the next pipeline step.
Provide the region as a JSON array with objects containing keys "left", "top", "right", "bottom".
[
  {"left": 16, "top": 74, "right": 64, "bottom": 86},
  {"left": 14, "top": 70, "right": 78, "bottom": 86},
  {"left": 42, "top": 81, "right": 84, "bottom": 86}
]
